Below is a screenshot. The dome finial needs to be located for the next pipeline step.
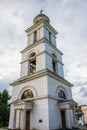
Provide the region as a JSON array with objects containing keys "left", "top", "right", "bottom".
[
  {"left": 33, "top": 12, "right": 50, "bottom": 24},
  {"left": 40, "top": 10, "right": 43, "bottom": 14}
]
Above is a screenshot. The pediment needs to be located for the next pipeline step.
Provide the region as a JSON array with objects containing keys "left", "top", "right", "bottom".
[
  {"left": 13, "top": 99, "right": 33, "bottom": 110},
  {"left": 13, "top": 99, "right": 25, "bottom": 106}
]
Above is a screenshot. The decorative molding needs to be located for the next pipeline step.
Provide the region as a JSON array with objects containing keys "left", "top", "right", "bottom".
[
  {"left": 20, "top": 50, "right": 64, "bottom": 65},
  {"left": 20, "top": 37, "right": 63, "bottom": 56},
  {"left": 20, "top": 38, "right": 44, "bottom": 53},
  {"left": 10, "top": 69, "right": 73, "bottom": 87},
  {"left": 25, "top": 19, "right": 58, "bottom": 35},
  {"left": 10, "top": 94, "right": 75, "bottom": 106}
]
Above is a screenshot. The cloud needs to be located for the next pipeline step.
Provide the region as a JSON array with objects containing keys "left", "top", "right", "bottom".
[{"left": 0, "top": 0, "right": 87, "bottom": 105}]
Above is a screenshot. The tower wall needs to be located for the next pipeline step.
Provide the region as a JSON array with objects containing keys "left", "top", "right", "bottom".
[{"left": 9, "top": 13, "right": 75, "bottom": 130}]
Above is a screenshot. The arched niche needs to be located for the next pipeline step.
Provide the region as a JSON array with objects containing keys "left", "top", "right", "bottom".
[
  {"left": 18, "top": 86, "right": 37, "bottom": 99},
  {"left": 21, "top": 89, "right": 34, "bottom": 99},
  {"left": 58, "top": 90, "right": 66, "bottom": 100},
  {"left": 56, "top": 86, "right": 69, "bottom": 100}
]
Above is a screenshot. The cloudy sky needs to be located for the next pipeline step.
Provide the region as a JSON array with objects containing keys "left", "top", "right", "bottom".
[{"left": 0, "top": 0, "right": 87, "bottom": 105}]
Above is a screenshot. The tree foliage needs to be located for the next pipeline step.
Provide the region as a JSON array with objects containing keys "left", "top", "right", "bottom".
[{"left": 0, "top": 89, "right": 11, "bottom": 127}]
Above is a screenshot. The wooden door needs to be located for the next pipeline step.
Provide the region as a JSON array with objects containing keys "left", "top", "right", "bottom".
[
  {"left": 61, "top": 110, "right": 66, "bottom": 129},
  {"left": 26, "top": 111, "right": 30, "bottom": 130}
]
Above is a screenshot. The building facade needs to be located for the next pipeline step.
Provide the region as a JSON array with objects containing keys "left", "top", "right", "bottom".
[
  {"left": 9, "top": 13, "right": 76, "bottom": 130},
  {"left": 81, "top": 105, "right": 87, "bottom": 125}
]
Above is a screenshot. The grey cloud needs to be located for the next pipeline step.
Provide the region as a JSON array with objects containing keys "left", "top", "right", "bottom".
[
  {"left": 73, "top": 81, "right": 87, "bottom": 88},
  {"left": 79, "top": 87, "right": 87, "bottom": 97},
  {"left": 0, "top": 79, "right": 10, "bottom": 91},
  {"left": 0, "top": 0, "right": 87, "bottom": 105}
]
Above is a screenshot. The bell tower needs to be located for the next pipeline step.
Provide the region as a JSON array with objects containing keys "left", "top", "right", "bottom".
[
  {"left": 20, "top": 13, "right": 64, "bottom": 78},
  {"left": 9, "top": 13, "right": 76, "bottom": 130}
]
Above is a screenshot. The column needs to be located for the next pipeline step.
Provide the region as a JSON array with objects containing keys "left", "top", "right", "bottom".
[
  {"left": 8, "top": 105, "right": 16, "bottom": 129},
  {"left": 21, "top": 109, "right": 26, "bottom": 130},
  {"left": 73, "top": 108, "right": 77, "bottom": 126},
  {"left": 11, "top": 109, "right": 16, "bottom": 129},
  {"left": 15, "top": 110, "right": 20, "bottom": 129},
  {"left": 66, "top": 109, "right": 72, "bottom": 129}
]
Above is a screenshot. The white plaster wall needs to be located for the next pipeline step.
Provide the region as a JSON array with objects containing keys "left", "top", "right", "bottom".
[
  {"left": 11, "top": 76, "right": 48, "bottom": 101},
  {"left": 39, "top": 26, "right": 44, "bottom": 39},
  {"left": 10, "top": 74, "right": 73, "bottom": 130},
  {"left": 20, "top": 61, "right": 29, "bottom": 77},
  {"left": 58, "top": 62, "right": 64, "bottom": 78},
  {"left": 22, "top": 42, "right": 45, "bottom": 61},
  {"left": 27, "top": 35, "right": 30, "bottom": 46},
  {"left": 48, "top": 99, "right": 61, "bottom": 129},
  {"left": 44, "top": 27, "right": 49, "bottom": 40},
  {"left": 26, "top": 25, "right": 44, "bottom": 46},
  {"left": 47, "top": 76, "right": 72, "bottom": 100},
  {"left": 36, "top": 53, "right": 46, "bottom": 71},
  {"left": 45, "top": 42, "right": 63, "bottom": 63},
  {"left": 45, "top": 53, "right": 53, "bottom": 71},
  {"left": 20, "top": 42, "right": 45, "bottom": 76},
  {"left": 29, "top": 33, "right": 33, "bottom": 45},
  {"left": 30, "top": 99, "right": 49, "bottom": 130}
]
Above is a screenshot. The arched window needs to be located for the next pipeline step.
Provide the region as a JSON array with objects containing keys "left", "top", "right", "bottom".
[
  {"left": 21, "top": 89, "right": 33, "bottom": 99},
  {"left": 58, "top": 90, "right": 66, "bottom": 100},
  {"left": 29, "top": 52, "right": 36, "bottom": 74},
  {"left": 30, "top": 52, "right": 36, "bottom": 58},
  {"left": 52, "top": 53, "right": 57, "bottom": 73}
]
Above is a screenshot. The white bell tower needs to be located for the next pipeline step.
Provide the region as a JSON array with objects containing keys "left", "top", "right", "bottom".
[{"left": 9, "top": 13, "right": 76, "bottom": 130}]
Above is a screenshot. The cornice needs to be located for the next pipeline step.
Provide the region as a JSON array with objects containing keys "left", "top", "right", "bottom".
[
  {"left": 10, "top": 69, "right": 47, "bottom": 86},
  {"left": 20, "top": 38, "right": 44, "bottom": 53},
  {"left": 25, "top": 19, "right": 58, "bottom": 35},
  {"left": 10, "top": 94, "right": 74, "bottom": 105},
  {"left": 20, "top": 50, "right": 64, "bottom": 65},
  {"left": 47, "top": 69, "right": 73, "bottom": 87},
  {"left": 23, "top": 94, "right": 64, "bottom": 101},
  {"left": 45, "top": 38, "right": 63, "bottom": 55},
  {"left": 10, "top": 69, "right": 73, "bottom": 87},
  {"left": 20, "top": 37, "right": 63, "bottom": 56},
  {"left": 44, "top": 20, "right": 58, "bottom": 35}
]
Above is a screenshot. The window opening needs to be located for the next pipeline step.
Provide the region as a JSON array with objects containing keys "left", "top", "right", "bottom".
[
  {"left": 30, "top": 60, "right": 36, "bottom": 73},
  {"left": 34, "top": 31, "right": 37, "bottom": 42},
  {"left": 52, "top": 61, "right": 56, "bottom": 72},
  {"left": 52, "top": 53, "right": 57, "bottom": 73},
  {"left": 49, "top": 32, "right": 51, "bottom": 42}
]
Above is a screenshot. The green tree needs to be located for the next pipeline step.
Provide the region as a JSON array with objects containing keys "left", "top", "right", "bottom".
[
  {"left": 0, "top": 89, "right": 11, "bottom": 127},
  {"left": 0, "top": 92, "right": 2, "bottom": 125}
]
